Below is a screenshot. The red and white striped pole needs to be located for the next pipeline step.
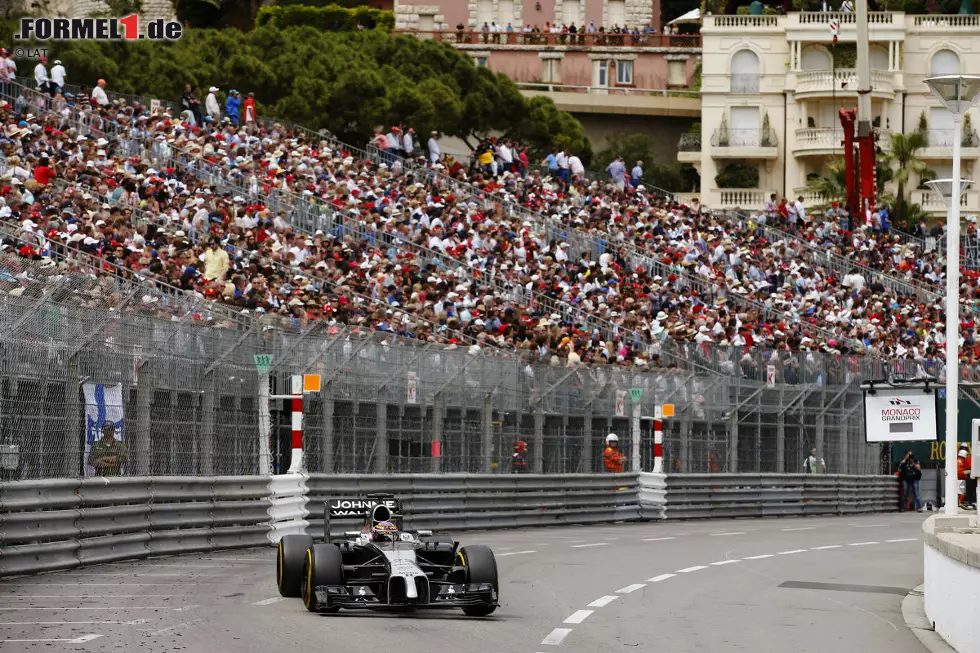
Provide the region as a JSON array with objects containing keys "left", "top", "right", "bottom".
[
  {"left": 287, "top": 374, "right": 304, "bottom": 473},
  {"left": 653, "top": 405, "right": 664, "bottom": 473}
]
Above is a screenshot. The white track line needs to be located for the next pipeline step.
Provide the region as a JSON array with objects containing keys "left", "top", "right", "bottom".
[
  {"left": 743, "top": 554, "right": 774, "bottom": 560},
  {"left": 642, "top": 537, "right": 676, "bottom": 542},
  {"left": 22, "top": 583, "right": 194, "bottom": 587},
  {"left": 571, "top": 543, "right": 609, "bottom": 549},
  {"left": 677, "top": 565, "right": 707, "bottom": 573},
  {"left": 616, "top": 584, "right": 646, "bottom": 594},
  {"left": 252, "top": 597, "right": 285, "bottom": 606},
  {"left": 781, "top": 527, "right": 816, "bottom": 532},
  {"left": 497, "top": 550, "right": 536, "bottom": 557},
  {"left": 541, "top": 628, "right": 573, "bottom": 645},
  {"left": 811, "top": 545, "right": 842, "bottom": 550},
  {"left": 710, "top": 532, "right": 746, "bottom": 536},
  {"left": 647, "top": 574, "right": 675, "bottom": 582},
  {"left": 778, "top": 549, "right": 808, "bottom": 555},
  {"left": 0, "top": 595, "right": 174, "bottom": 599},
  {"left": 848, "top": 542, "right": 879, "bottom": 546},
  {"left": 710, "top": 560, "right": 740, "bottom": 566},
  {"left": 587, "top": 595, "right": 620, "bottom": 608},
  {"left": 1, "top": 606, "right": 193, "bottom": 611},
  {"left": 0, "top": 634, "right": 102, "bottom": 644},
  {"left": 563, "top": 610, "right": 593, "bottom": 624},
  {"left": 886, "top": 538, "right": 918, "bottom": 543},
  {"left": 0, "top": 620, "right": 147, "bottom": 626},
  {"left": 851, "top": 524, "right": 885, "bottom": 528}
]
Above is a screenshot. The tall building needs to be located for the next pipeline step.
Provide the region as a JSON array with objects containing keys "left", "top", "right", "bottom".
[{"left": 679, "top": 11, "right": 980, "bottom": 217}]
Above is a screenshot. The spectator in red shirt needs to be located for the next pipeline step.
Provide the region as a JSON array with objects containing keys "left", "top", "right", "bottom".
[{"left": 33, "top": 156, "right": 56, "bottom": 185}]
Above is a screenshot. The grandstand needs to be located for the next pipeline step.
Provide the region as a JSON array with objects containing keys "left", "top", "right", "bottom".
[{"left": 0, "top": 75, "right": 976, "bottom": 382}]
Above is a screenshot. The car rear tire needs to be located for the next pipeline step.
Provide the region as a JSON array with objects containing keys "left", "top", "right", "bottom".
[
  {"left": 277, "top": 534, "right": 313, "bottom": 598},
  {"left": 302, "top": 544, "right": 344, "bottom": 613},
  {"left": 457, "top": 545, "right": 498, "bottom": 617}
]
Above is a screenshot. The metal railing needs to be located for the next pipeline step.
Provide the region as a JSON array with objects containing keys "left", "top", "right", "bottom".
[
  {"left": 730, "top": 74, "right": 760, "bottom": 94},
  {"left": 678, "top": 133, "right": 701, "bottom": 152},
  {"left": 924, "top": 129, "right": 980, "bottom": 148},
  {"left": 710, "top": 128, "right": 778, "bottom": 148},
  {"left": 393, "top": 29, "right": 702, "bottom": 49},
  {"left": 516, "top": 82, "right": 702, "bottom": 97}
]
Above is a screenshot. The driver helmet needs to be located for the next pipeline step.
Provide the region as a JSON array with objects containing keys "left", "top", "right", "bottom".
[
  {"left": 372, "top": 520, "right": 398, "bottom": 541},
  {"left": 606, "top": 433, "right": 619, "bottom": 444}
]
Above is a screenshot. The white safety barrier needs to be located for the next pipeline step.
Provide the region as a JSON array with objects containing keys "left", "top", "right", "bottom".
[
  {"left": 638, "top": 472, "right": 667, "bottom": 520},
  {"left": 923, "top": 515, "right": 980, "bottom": 653},
  {"left": 266, "top": 473, "right": 310, "bottom": 542}
]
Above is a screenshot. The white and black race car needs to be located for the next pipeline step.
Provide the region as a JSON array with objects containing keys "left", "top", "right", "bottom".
[{"left": 276, "top": 493, "right": 499, "bottom": 615}]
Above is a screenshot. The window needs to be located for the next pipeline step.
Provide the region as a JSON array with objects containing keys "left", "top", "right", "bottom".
[
  {"left": 731, "top": 49, "right": 760, "bottom": 93},
  {"left": 931, "top": 49, "right": 960, "bottom": 77},
  {"left": 608, "top": 0, "right": 625, "bottom": 26},
  {"left": 418, "top": 14, "right": 435, "bottom": 31},
  {"left": 542, "top": 58, "right": 561, "bottom": 83},
  {"left": 475, "top": 57, "right": 488, "bottom": 67},
  {"left": 498, "top": 0, "right": 514, "bottom": 25},
  {"left": 869, "top": 46, "right": 888, "bottom": 71},
  {"left": 476, "top": 0, "right": 493, "bottom": 26},
  {"left": 562, "top": 0, "right": 580, "bottom": 26},
  {"left": 616, "top": 60, "right": 633, "bottom": 85},
  {"left": 595, "top": 60, "right": 609, "bottom": 87},
  {"left": 800, "top": 46, "right": 831, "bottom": 71}
]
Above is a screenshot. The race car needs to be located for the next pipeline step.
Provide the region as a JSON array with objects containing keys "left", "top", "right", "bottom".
[{"left": 275, "top": 493, "right": 499, "bottom": 616}]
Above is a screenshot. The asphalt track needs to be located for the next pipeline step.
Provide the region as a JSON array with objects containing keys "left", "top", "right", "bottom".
[{"left": 0, "top": 513, "right": 929, "bottom": 652}]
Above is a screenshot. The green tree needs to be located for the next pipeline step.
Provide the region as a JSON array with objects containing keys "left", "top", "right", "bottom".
[
  {"left": 13, "top": 26, "right": 591, "bottom": 160},
  {"left": 885, "top": 131, "right": 929, "bottom": 228}
]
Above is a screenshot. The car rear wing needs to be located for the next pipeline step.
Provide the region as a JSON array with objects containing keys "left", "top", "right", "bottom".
[{"left": 323, "top": 494, "right": 401, "bottom": 543}]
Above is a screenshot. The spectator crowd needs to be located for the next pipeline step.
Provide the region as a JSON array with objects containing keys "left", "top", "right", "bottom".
[{"left": 1, "top": 69, "right": 980, "bottom": 382}]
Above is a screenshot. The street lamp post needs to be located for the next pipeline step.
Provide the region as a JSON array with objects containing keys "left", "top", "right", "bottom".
[{"left": 924, "top": 73, "right": 980, "bottom": 516}]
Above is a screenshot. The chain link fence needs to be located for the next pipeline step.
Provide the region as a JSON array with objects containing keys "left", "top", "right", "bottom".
[{"left": 4, "top": 253, "right": 969, "bottom": 480}]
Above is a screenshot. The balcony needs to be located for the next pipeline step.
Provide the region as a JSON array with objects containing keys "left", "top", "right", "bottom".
[
  {"left": 677, "top": 133, "right": 701, "bottom": 164},
  {"left": 709, "top": 188, "right": 777, "bottom": 211},
  {"left": 910, "top": 14, "right": 980, "bottom": 31},
  {"left": 392, "top": 29, "right": 701, "bottom": 49},
  {"left": 730, "top": 74, "right": 760, "bottom": 94},
  {"left": 793, "top": 128, "right": 843, "bottom": 157},
  {"left": 516, "top": 83, "right": 701, "bottom": 117},
  {"left": 918, "top": 129, "right": 980, "bottom": 161},
  {"left": 911, "top": 188, "right": 980, "bottom": 216},
  {"left": 793, "top": 187, "right": 834, "bottom": 207},
  {"left": 710, "top": 128, "right": 778, "bottom": 159},
  {"left": 793, "top": 127, "right": 893, "bottom": 157},
  {"left": 706, "top": 15, "right": 780, "bottom": 29},
  {"left": 794, "top": 69, "right": 895, "bottom": 100}
]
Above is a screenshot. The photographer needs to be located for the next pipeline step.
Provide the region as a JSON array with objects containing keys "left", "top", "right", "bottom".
[{"left": 898, "top": 450, "right": 923, "bottom": 512}]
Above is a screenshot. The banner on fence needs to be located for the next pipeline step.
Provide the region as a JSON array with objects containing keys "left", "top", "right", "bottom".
[
  {"left": 615, "top": 390, "right": 626, "bottom": 417},
  {"left": 83, "top": 383, "right": 126, "bottom": 477},
  {"left": 407, "top": 371, "right": 418, "bottom": 404}
]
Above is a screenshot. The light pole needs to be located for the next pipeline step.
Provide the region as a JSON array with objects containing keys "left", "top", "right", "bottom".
[{"left": 924, "top": 74, "right": 980, "bottom": 516}]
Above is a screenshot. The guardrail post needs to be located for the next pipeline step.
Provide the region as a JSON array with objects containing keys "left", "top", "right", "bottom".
[
  {"left": 132, "top": 360, "right": 153, "bottom": 477},
  {"left": 430, "top": 394, "right": 443, "bottom": 473},
  {"left": 816, "top": 411, "right": 826, "bottom": 474},
  {"left": 374, "top": 400, "right": 388, "bottom": 474},
  {"left": 533, "top": 407, "right": 544, "bottom": 474},
  {"left": 729, "top": 413, "right": 739, "bottom": 473},
  {"left": 65, "top": 354, "right": 83, "bottom": 477},
  {"left": 583, "top": 409, "right": 593, "bottom": 473},
  {"left": 776, "top": 397, "right": 786, "bottom": 474},
  {"left": 321, "top": 377, "right": 335, "bottom": 475},
  {"left": 481, "top": 393, "right": 493, "bottom": 474},
  {"left": 257, "top": 370, "right": 272, "bottom": 476},
  {"left": 631, "top": 396, "right": 641, "bottom": 473},
  {"left": 200, "top": 372, "right": 215, "bottom": 476}
]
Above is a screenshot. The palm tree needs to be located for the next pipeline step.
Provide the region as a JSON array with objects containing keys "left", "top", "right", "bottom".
[
  {"left": 804, "top": 157, "right": 847, "bottom": 211},
  {"left": 886, "top": 132, "right": 929, "bottom": 228}
]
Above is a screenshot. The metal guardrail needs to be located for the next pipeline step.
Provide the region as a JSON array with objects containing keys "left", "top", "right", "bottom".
[
  {"left": 661, "top": 474, "right": 899, "bottom": 520},
  {"left": 305, "top": 473, "right": 640, "bottom": 535},
  {"left": 0, "top": 473, "right": 902, "bottom": 576},
  {"left": 0, "top": 476, "right": 273, "bottom": 576}
]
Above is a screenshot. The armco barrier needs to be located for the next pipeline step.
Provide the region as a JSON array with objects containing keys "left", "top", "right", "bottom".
[
  {"left": 0, "top": 476, "right": 273, "bottom": 577},
  {"left": 303, "top": 473, "right": 641, "bottom": 537},
  {"left": 0, "top": 473, "right": 899, "bottom": 576},
  {"left": 659, "top": 474, "right": 899, "bottom": 520}
]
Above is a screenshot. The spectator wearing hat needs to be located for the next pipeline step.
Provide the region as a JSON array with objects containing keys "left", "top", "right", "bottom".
[
  {"left": 206, "top": 86, "right": 221, "bottom": 121},
  {"left": 427, "top": 131, "right": 441, "bottom": 164},
  {"left": 34, "top": 56, "right": 50, "bottom": 95},
  {"left": 225, "top": 90, "right": 241, "bottom": 126},
  {"left": 50, "top": 59, "right": 66, "bottom": 95},
  {"left": 91, "top": 78, "right": 109, "bottom": 106}
]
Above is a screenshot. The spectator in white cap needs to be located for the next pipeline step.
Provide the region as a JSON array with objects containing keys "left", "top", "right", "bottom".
[
  {"left": 206, "top": 86, "right": 221, "bottom": 121},
  {"left": 50, "top": 59, "right": 66, "bottom": 94},
  {"left": 427, "top": 130, "right": 440, "bottom": 164}
]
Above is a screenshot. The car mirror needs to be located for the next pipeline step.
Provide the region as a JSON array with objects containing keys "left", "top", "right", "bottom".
[{"left": 416, "top": 530, "right": 433, "bottom": 537}]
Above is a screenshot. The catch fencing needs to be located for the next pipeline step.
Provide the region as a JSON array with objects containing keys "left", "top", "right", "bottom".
[
  {"left": 3, "top": 250, "right": 973, "bottom": 480},
  {"left": 0, "top": 275, "right": 896, "bottom": 480},
  {"left": 0, "top": 472, "right": 900, "bottom": 577}
]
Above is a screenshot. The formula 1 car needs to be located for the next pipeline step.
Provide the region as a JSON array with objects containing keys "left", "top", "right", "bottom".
[{"left": 275, "top": 493, "right": 499, "bottom": 615}]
